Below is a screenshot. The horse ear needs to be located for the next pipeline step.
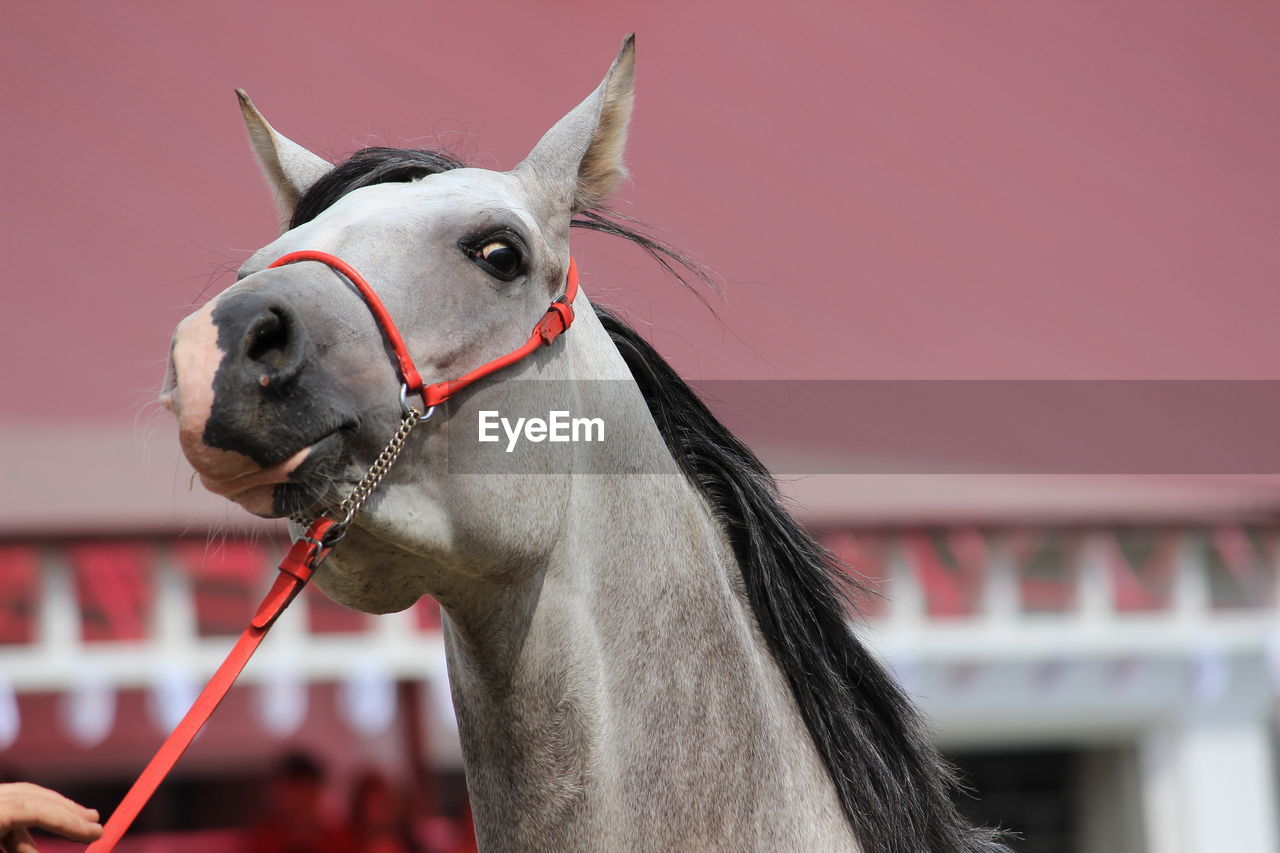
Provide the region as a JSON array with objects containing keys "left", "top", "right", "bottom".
[
  {"left": 235, "top": 89, "right": 332, "bottom": 230},
  {"left": 515, "top": 34, "right": 635, "bottom": 214}
]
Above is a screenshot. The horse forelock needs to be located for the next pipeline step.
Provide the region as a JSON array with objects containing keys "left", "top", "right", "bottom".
[
  {"left": 287, "top": 146, "right": 714, "bottom": 295},
  {"left": 289, "top": 147, "right": 468, "bottom": 229}
]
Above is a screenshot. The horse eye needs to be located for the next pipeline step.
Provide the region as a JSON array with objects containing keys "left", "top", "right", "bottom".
[{"left": 475, "top": 241, "right": 522, "bottom": 278}]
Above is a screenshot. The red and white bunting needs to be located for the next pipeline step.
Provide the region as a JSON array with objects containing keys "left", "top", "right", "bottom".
[
  {"left": 822, "top": 530, "right": 890, "bottom": 617},
  {"left": 1107, "top": 529, "right": 1179, "bottom": 613},
  {"left": 1265, "top": 628, "right": 1280, "bottom": 692},
  {"left": 0, "top": 674, "right": 18, "bottom": 749},
  {"left": 1189, "top": 642, "right": 1230, "bottom": 706},
  {"left": 339, "top": 663, "right": 396, "bottom": 739},
  {"left": 148, "top": 663, "right": 197, "bottom": 733},
  {"left": 61, "top": 667, "right": 116, "bottom": 747},
  {"left": 908, "top": 528, "right": 987, "bottom": 618},
  {"left": 254, "top": 660, "right": 308, "bottom": 738},
  {"left": 1008, "top": 529, "right": 1080, "bottom": 613}
]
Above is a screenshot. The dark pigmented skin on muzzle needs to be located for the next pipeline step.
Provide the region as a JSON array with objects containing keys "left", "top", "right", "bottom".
[
  {"left": 272, "top": 435, "right": 350, "bottom": 516},
  {"left": 204, "top": 289, "right": 359, "bottom": 516}
]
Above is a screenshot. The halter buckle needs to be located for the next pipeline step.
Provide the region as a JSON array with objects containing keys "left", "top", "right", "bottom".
[{"left": 536, "top": 296, "right": 575, "bottom": 345}]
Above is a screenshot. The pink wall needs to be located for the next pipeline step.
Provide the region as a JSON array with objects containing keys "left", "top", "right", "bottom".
[{"left": 3, "top": 1, "right": 1279, "bottom": 424}]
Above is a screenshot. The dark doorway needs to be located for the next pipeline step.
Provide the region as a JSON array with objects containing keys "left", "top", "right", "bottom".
[{"left": 946, "top": 748, "right": 1076, "bottom": 853}]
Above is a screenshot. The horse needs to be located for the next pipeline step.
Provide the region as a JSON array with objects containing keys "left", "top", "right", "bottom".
[{"left": 161, "top": 36, "right": 1008, "bottom": 853}]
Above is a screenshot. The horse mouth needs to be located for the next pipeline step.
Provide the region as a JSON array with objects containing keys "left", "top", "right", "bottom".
[{"left": 202, "top": 429, "right": 352, "bottom": 518}]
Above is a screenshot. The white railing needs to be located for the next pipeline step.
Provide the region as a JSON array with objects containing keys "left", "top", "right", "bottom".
[
  {"left": 2, "top": 527, "right": 1275, "bottom": 694},
  {"left": 857, "top": 529, "right": 1279, "bottom": 663},
  {"left": 0, "top": 542, "right": 446, "bottom": 695}
]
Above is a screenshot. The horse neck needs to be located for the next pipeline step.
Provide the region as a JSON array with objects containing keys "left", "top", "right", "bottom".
[
  {"left": 438, "top": 308, "right": 852, "bottom": 849},
  {"left": 443, "top": 474, "right": 762, "bottom": 845}
]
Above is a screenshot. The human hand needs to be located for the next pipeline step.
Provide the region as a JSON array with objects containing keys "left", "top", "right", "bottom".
[{"left": 0, "top": 784, "right": 103, "bottom": 852}]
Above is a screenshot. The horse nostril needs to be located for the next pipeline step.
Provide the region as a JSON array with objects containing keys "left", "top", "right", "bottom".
[
  {"left": 245, "top": 308, "right": 291, "bottom": 368},
  {"left": 213, "top": 291, "right": 307, "bottom": 387}
]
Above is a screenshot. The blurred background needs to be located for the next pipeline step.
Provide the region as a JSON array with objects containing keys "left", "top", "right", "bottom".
[{"left": 3, "top": 2, "right": 1280, "bottom": 851}]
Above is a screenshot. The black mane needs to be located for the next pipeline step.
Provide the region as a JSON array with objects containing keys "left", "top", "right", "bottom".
[
  {"left": 293, "top": 147, "right": 1006, "bottom": 853},
  {"left": 598, "top": 310, "right": 1007, "bottom": 853}
]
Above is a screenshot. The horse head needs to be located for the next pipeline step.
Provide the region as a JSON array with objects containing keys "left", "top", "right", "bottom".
[{"left": 162, "top": 38, "right": 645, "bottom": 613}]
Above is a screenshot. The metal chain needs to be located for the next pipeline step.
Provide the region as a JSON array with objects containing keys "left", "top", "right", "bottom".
[
  {"left": 292, "top": 402, "right": 432, "bottom": 540},
  {"left": 336, "top": 407, "right": 424, "bottom": 523}
]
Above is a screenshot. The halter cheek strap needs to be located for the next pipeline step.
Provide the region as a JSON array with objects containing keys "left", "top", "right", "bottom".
[{"left": 88, "top": 253, "right": 580, "bottom": 852}]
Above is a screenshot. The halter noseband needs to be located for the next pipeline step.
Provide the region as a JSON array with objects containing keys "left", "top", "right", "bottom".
[
  {"left": 268, "top": 249, "right": 580, "bottom": 410},
  {"left": 88, "top": 251, "right": 581, "bottom": 852}
]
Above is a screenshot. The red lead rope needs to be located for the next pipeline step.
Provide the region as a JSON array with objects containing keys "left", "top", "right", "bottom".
[
  {"left": 85, "top": 519, "right": 337, "bottom": 853},
  {"left": 87, "top": 253, "right": 580, "bottom": 851}
]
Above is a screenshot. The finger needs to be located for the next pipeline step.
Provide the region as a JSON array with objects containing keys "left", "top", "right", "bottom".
[
  {"left": 0, "top": 785, "right": 99, "bottom": 821},
  {"left": 9, "top": 828, "right": 38, "bottom": 853},
  {"left": 0, "top": 794, "right": 103, "bottom": 842},
  {"left": 0, "top": 828, "right": 38, "bottom": 853}
]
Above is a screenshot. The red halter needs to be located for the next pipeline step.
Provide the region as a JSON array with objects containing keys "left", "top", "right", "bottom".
[
  {"left": 88, "top": 252, "right": 581, "bottom": 852},
  {"left": 269, "top": 249, "right": 579, "bottom": 409}
]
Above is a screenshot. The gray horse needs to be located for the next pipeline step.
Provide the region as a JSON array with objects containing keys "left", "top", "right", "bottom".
[{"left": 162, "top": 36, "right": 1007, "bottom": 853}]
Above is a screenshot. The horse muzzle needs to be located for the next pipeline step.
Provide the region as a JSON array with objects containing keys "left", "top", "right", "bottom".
[{"left": 163, "top": 288, "right": 355, "bottom": 516}]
